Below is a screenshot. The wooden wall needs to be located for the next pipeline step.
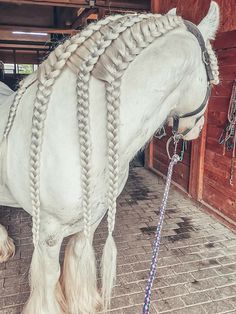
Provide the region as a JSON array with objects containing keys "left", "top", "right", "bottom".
[
  {"left": 151, "top": 129, "right": 191, "bottom": 192},
  {"left": 202, "top": 31, "right": 236, "bottom": 222}
]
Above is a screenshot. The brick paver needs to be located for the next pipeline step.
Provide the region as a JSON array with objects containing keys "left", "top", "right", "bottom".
[{"left": 0, "top": 167, "right": 236, "bottom": 313}]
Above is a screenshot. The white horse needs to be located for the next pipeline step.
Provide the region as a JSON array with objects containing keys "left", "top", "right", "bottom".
[{"left": 0, "top": 2, "right": 219, "bottom": 314}]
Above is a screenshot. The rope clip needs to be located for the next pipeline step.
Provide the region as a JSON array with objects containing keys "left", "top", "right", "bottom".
[{"left": 166, "top": 134, "right": 182, "bottom": 160}]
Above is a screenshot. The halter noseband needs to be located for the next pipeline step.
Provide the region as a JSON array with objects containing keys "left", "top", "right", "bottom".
[{"left": 172, "top": 20, "right": 214, "bottom": 137}]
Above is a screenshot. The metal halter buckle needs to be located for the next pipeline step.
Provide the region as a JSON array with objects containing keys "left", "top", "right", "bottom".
[{"left": 203, "top": 50, "right": 210, "bottom": 65}]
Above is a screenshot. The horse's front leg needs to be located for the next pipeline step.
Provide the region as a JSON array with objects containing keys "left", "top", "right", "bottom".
[
  {"left": 22, "top": 219, "right": 67, "bottom": 314},
  {"left": 62, "top": 221, "right": 102, "bottom": 314},
  {"left": 0, "top": 224, "right": 15, "bottom": 263}
]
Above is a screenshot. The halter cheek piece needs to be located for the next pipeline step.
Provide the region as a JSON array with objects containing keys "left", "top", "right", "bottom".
[{"left": 172, "top": 20, "right": 214, "bottom": 138}]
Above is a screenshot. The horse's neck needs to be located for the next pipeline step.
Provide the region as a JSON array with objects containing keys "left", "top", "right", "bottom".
[{"left": 117, "top": 30, "right": 194, "bottom": 166}]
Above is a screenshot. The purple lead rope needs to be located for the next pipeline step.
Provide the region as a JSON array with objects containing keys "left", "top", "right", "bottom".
[{"left": 142, "top": 153, "right": 180, "bottom": 314}]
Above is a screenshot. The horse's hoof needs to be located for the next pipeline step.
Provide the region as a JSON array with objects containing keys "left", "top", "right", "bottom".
[{"left": 0, "top": 225, "right": 15, "bottom": 263}]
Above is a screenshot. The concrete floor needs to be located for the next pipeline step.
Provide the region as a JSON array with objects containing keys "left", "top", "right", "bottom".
[{"left": 0, "top": 167, "right": 236, "bottom": 314}]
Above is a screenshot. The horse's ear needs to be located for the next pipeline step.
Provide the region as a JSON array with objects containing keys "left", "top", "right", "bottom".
[
  {"left": 167, "top": 8, "right": 177, "bottom": 15},
  {"left": 198, "top": 1, "right": 220, "bottom": 40}
]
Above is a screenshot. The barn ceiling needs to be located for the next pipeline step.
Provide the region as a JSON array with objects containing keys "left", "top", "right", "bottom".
[{"left": 0, "top": 0, "right": 150, "bottom": 63}]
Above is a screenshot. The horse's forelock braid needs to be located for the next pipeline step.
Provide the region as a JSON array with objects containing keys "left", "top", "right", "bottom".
[{"left": 206, "top": 40, "right": 219, "bottom": 85}]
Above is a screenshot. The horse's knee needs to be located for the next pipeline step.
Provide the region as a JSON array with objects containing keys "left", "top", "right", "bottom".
[
  {"left": 0, "top": 224, "right": 15, "bottom": 263},
  {"left": 22, "top": 232, "right": 67, "bottom": 314}
]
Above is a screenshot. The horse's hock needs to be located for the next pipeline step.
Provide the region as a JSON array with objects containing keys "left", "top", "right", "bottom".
[{"left": 0, "top": 167, "right": 236, "bottom": 314}]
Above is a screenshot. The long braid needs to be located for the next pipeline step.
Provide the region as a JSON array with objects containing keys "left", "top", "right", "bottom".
[
  {"left": 92, "top": 14, "right": 185, "bottom": 309},
  {"left": 0, "top": 81, "right": 26, "bottom": 185}
]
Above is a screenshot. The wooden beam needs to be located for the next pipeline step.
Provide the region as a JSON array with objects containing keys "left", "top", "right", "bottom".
[
  {"left": 0, "top": 49, "right": 47, "bottom": 63},
  {"left": 0, "top": 0, "right": 150, "bottom": 10},
  {"left": 0, "top": 43, "right": 49, "bottom": 49},
  {"left": 98, "top": 7, "right": 106, "bottom": 20},
  {"left": 96, "top": 1, "right": 150, "bottom": 10},
  {"left": 0, "top": 25, "right": 78, "bottom": 34},
  {"left": 0, "top": 0, "right": 87, "bottom": 7},
  {"left": 71, "top": 8, "right": 96, "bottom": 29},
  {"left": 151, "top": 0, "right": 177, "bottom": 14},
  {"left": 0, "top": 30, "right": 51, "bottom": 42},
  {"left": 189, "top": 108, "right": 209, "bottom": 200},
  {"left": 151, "top": 0, "right": 161, "bottom": 13}
]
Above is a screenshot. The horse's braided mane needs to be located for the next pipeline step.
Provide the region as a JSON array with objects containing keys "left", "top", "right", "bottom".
[{"left": 0, "top": 12, "right": 220, "bottom": 309}]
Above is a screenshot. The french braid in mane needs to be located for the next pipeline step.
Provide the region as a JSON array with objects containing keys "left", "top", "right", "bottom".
[{"left": 0, "top": 81, "right": 26, "bottom": 185}]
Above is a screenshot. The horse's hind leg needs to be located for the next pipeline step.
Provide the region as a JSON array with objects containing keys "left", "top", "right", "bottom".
[
  {"left": 22, "top": 220, "right": 67, "bottom": 314},
  {"left": 62, "top": 223, "right": 101, "bottom": 314},
  {"left": 0, "top": 224, "right": 15, "bottom": 263}
]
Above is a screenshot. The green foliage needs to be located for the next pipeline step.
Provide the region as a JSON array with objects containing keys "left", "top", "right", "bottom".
[{"left": 18, "top": 64, "right": 34, "bottom": 74}]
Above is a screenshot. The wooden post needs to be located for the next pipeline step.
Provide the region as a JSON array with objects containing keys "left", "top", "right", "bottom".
[
  {"left": 188, "top": 108, "right": 209, "bottom": 200},
  {"left": 151, "top": 0, "right": 161, "bottom": 13}
]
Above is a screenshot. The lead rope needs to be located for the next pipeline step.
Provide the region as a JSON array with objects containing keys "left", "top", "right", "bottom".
[{"left": 142, "top": 141, "right": 180, "bottom": 314}]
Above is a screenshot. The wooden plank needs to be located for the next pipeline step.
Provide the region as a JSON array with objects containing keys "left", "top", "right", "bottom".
[
  {"left": 214, "top": 30, "right": 236, "bottom": 50},
  {"left": 217, "top": 48, "right": 236, "bottom": 66},
  {"left": 0, "top": 3, "right": 54, "bottom": 27},
  {"left": 207, "top": 111, "right": 227, "bottom": 127},
  {"left": 213, "top": 81, "right": 235, "bottom": 98},
  {"left": 0, "top": 0, "right": 87, "bottom": 7},
  {"left": 153, "top": 142, "right": 191, "bottom": 166},
  {"left": 0, "top": 25, "right": 78, "bottom": 34},
  {"left": 203, "top": 178, "right": 236, "bottom": 221},
  {"left": 145, "top": 140, "right": 154, "bottom": 169},
  {"left": 0, "top": 30, "right": 51, "bottom": 42},
  {"left": 215, "top": 0, "right": 236, "bottom": 33},
  {"left": 218, "top": 65, "right": 236, "bottom": 81},
  {"left": 153, "top": 158, "right": 189, "bottom": 191},
  {"left": 177, "top": 0, "right": 211, "bottom": 25},
  {"left": 188, "top": 108, "right": 208, "bottom": 200},
  {"left": 151, "top": 0, "right": 177, "bottom": 14},
  {"left": 0, "top": 50, "right": 46, "bottom": 63},
  {"left": 208, "top": 97, "right": 230, "bottom": 113},
  {"left": 0, "top": 0, "right": 150, "bottom": 10},
  {"left": 0, "top": 43, "right": 49, "bottom": 49}
]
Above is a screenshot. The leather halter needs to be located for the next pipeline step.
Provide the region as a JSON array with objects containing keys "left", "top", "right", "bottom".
[{"left": 172, "top": 20, "right": 214, "bottom": 137}]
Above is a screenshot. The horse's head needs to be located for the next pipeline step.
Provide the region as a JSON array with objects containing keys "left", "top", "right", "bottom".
[{"left": 168, "top": 1, "right": 220, "bottom": 141}]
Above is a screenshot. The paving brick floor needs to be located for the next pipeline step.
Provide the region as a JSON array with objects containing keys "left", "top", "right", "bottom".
[{"left": 0, "top": 166, "right": 236, "bottom": 314}]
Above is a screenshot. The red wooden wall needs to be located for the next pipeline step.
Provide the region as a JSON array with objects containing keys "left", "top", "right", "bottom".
[
  {"left": 203, "top": 31, "right": 236, "bottom": 222},
  {"left": 148, "top": 0, "right": 236, "bottom": 226},
  {"left": 152, "top": 131, "right": 191, "bottom": 191}
]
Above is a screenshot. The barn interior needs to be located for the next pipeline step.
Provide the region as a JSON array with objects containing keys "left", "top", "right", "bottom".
[{"left": 0, "top": 1, "right": 236, "bottom": 313}]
